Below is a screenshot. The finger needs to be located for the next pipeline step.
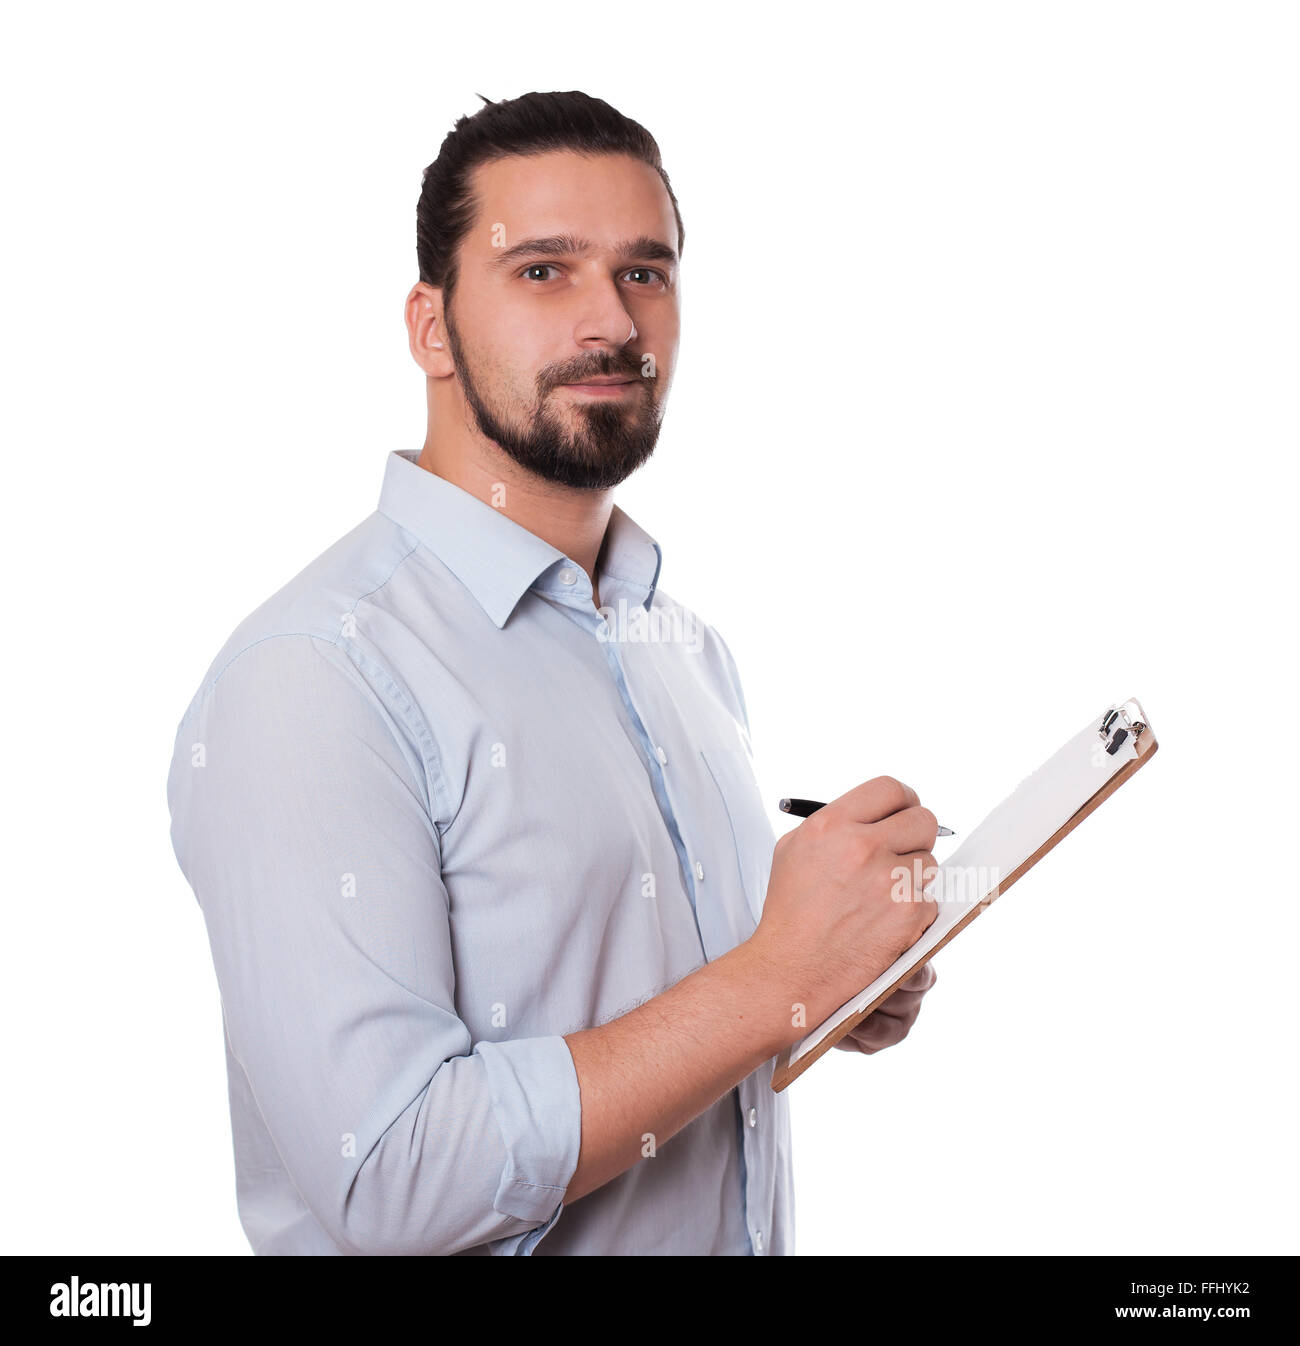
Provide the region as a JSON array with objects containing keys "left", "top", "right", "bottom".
[
  {"left": 852, "top": 1011, "right": 911, "bottom": 1053},
  {"left": 873, "top": 988, "right": 926, "bottom": 1020},
  {"left": 881, "top": 805, "right": 939, "bottom": 854},
  {"left": 900, "top": 962, "right": 937, "bottom": 993},
  {"left": 827, "top": 776, "right": 919, "bottom": 825},
  {"left": 885, "top": 851, "right": 940, "bottom": 902}
]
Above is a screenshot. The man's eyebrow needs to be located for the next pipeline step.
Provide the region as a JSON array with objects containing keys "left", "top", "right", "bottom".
[{"left": 487, "top": 233, "right": 679, "bottom": 271}]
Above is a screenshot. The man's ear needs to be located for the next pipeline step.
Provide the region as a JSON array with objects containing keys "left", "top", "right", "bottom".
[{"left": 405, "top": 282, "right": 455, "bottom": 378}]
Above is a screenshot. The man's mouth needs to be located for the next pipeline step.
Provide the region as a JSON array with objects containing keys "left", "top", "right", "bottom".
[{"left": 559, "top": 377, "right": 640, "bottom": 397}]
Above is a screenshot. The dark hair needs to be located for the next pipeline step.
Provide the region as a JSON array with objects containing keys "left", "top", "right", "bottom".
[{"left": 416, "top": 91, "right": 684, "bottom": 307}]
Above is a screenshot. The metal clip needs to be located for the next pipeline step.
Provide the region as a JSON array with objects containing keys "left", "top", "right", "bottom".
[{"left": 1099, "top": 698, "right": 1149, "bottom": 756}]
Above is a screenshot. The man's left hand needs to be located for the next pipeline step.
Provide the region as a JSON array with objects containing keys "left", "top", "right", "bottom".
[{"left": 834, "top": 962, "right": 937, "bottom": 1055}]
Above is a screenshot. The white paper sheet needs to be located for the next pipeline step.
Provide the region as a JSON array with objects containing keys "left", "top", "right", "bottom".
[{"left": 785, "top": 706, "right": 1142, "bottom": 1067}]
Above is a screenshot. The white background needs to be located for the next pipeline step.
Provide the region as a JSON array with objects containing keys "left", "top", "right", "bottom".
[{"left": 3, "top": 1, "right": 1296, "bottom": 1256}]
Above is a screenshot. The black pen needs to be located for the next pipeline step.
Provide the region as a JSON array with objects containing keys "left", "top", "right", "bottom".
[{"left": 778, "top": 797, "right": 955, "bottom": 836}]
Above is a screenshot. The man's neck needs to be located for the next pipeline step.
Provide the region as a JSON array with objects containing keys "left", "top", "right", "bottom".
[{"left": 416, "top": 438, "right": 613, "bottom": 609}]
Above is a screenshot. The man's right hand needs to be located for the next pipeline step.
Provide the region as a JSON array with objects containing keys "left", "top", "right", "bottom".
[
  {"left": 565, "top": 776, "right": 942, "bottom": 1205},
  {"left": 745, "top": 777, "right": 941, "bottom": 1042}
]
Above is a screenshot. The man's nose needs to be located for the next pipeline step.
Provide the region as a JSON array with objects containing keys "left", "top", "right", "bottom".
[{"left": 571, "top": 275, "right": 638, "bottom": 349}]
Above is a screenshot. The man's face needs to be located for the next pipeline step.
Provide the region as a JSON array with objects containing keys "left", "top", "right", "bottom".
[{"left": 440, "top": 150, "right": 681, "bottom": 490}]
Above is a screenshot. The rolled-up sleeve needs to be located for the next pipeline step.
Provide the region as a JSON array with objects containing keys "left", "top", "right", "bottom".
[{"left": 167, "top": 633, "right": 582, "bottom": 1255}]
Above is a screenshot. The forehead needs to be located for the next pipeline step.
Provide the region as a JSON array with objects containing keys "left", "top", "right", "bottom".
[{"left": 463, "top": 150, "right": 679, "bottom": 258}]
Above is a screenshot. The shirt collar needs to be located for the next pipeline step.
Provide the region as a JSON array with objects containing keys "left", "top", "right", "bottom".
[{"left": 377, "top": 449, "right": 663, "bottom": 629}]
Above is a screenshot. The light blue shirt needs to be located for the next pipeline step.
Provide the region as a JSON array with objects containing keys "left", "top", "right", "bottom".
[{"left": 167, "top": 448, "right": 794, "bottom": 1255}]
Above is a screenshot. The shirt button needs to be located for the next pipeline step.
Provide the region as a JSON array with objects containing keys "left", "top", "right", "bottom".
[
  {"left": 694, "top": 860, "right": 705, "bottom": 882},
  {"left": 754, "top": 1229, "right": 765, "bottom": 1252},
  {"left": 747, "top": 1106, "right": 758, "bottom": 1128},
  {"left": 558, "top": 567, "right": 578, "bottom": 585},
  {"left": 655, "top": 746, "right": 668, "bottom": 765}
]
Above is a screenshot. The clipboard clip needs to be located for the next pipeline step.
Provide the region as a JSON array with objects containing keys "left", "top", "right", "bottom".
[{"left": 1099, "top": 697, "right": 1149, "bottom": 756}]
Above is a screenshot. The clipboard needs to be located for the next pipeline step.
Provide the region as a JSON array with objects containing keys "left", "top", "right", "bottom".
[{"left": 770, "top": 697, "right": 1159, "bottom": 1092}]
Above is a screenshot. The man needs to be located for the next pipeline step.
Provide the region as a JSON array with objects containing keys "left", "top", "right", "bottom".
[{"left": 167, "top": 90, "right": 940, "bottom": 1257}]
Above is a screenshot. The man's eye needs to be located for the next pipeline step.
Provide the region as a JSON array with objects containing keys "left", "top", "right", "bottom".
[{"left": 519, "top": 263, "right": 666, "bottom": 285}]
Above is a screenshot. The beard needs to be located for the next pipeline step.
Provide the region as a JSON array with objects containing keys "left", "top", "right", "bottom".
[{"left": 443, "top": 307, "right": 663, "bottom": 490}]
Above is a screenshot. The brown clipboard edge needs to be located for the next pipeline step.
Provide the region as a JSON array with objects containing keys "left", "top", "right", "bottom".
[{"left": 769, "top": 721, "right": 1159, "bottom": 1092}]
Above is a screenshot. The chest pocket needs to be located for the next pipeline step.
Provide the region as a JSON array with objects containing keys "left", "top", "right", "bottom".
[{"left": 700, "top": 744, "right": 778, "bottom": 927}]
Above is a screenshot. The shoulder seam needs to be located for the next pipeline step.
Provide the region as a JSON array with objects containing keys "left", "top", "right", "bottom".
[
  {"left": 183, "top": 537, "right": 422, "bottom": 716},
  {"left": 173, "top": 539, "right": 451, "bottom": 823}
]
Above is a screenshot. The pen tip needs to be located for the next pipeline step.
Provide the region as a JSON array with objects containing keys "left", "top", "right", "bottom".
[{"left": 778, "top": 798, "right": 792, "bottom": 812}]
